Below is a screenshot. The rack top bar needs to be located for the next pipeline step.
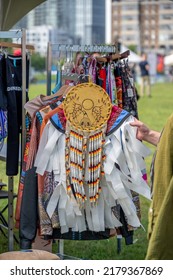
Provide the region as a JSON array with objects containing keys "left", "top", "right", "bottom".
[
  {"left": 0, "top": 30, "right": 23, "bottom": 39},
  {"left": 50, "top": 44, "right": 117, "bottom": 53}
]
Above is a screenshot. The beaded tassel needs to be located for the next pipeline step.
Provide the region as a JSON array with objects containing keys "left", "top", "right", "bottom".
[
  {"left": 88, "top": 131, "right": 104, "bottom": 206},
  {"left": 65, "top": 123, "right": 107, "bottom": 208},
  {"left": 69, "top": 130, "right": 86, "bottom": 208},
  {"left": 65, "top": 131, "right": 72, "bottom": 197}
]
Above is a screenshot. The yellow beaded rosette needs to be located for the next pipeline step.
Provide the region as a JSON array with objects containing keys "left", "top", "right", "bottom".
[{"left": 63, "top": 83, "right": 112, "bottom": 207}]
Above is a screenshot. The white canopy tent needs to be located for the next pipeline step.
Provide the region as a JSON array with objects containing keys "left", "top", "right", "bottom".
[
  {"left": 164, "top": 53, "right": 173, "bottom": 66},
  {"left": 121, "top": 44, "right": 142, "bottom": 63}
]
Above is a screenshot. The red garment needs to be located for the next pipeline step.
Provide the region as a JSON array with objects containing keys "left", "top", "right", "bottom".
[
  {"left": 99, "top": 68, "right": 107, "bottom": 91},
  {"left": 115, "top": 73, "right": 123, "bottom": 109}
]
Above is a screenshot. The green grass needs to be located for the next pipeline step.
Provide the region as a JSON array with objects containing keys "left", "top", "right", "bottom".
[{"left": 0, "top": 81, "right": 173, "bottom": 259}]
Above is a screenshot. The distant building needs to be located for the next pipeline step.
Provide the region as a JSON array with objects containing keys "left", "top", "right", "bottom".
[
  {"left": 75, "top": 0, "right": 105, "bottom": 44},
  {"left": 111, "top": 0, "right": 173, "bottom": 55},
  {"left": 14, "top": 0, "right": 106, "bottom": 48},
  {"left": 25, "top": 26, "right": 51, "bottom": 56},
  {"left": 26, "top": 26, "right": 75, "bottom": 56}
]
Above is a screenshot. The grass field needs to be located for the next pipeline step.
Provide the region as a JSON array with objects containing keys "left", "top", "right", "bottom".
[{"left": 0, "top": 81, "right": 173, "bottom": 259}]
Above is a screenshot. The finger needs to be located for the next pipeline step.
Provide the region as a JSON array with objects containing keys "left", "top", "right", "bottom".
[{"left": 129, "top": 121, "right": 141, "bottom": 127}]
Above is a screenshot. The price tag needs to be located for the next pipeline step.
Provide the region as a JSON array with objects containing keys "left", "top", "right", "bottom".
[
  {"left": 129, "top": 77, "right": 134, "bottom": 86},
  {"left": 127, "top": 88, "right": 134, "bottom": 97}
]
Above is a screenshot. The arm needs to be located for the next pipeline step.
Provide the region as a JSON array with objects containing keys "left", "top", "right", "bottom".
[{"left": 130, "top": 119, "right": 161, "bottom": 146}]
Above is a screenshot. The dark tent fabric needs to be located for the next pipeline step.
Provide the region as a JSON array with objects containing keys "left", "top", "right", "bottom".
[{"left": 0, "top": 0, "right": 47, "bottom": 30}]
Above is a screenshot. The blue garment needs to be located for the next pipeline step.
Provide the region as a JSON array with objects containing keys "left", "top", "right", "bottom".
[
  {"left": 0, "top": 109, "right": 7, "bottom": 151},
  {"left": 139, "top": 61, "right": 149, "bottom": 76},
  {"left": 51, "top": 69, "right": 62, "bottom": 94}
]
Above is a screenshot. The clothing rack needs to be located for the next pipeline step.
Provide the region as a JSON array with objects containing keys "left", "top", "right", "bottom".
[
  {"left": 46, "top": 43, "right": 130, "bottom": 257},
  {"left": 46, "top": 43, "right": 127, "bottom": 95},
  {"left": 0, "top": 29, "right": 34, "bottom": 251},
  {"left": 48, "top": 43, "right": 117, "bottom": 53}
]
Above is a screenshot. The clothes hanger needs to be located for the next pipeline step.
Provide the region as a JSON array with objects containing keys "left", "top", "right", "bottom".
[
  {"left": 42, "top": 85, "right": 72, "bottom": 101},
  {"left": 0, "top": 46, "right": 7, "bottom": 58},
  {"left": 62, "top": 72, "right": 79, "bottom": 82},
  {"left": 44, "top": 73, "right": 91, "bottom": 102},
  {"left": 0, "top": 41, "right": 34, "bottom": 51},
  {"left": 83, "top": 50, "right": 130, "bottom": 64},
  {"left": 119, "top": 50, "right": 130, "bottom": 60}
]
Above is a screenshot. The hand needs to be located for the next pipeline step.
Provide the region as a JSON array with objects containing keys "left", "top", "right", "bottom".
[
  {"left": 130, "top": 119, "right": 150, "bottom": 141},
  {"left": 130, "top": 118, "right": 160, "bottom": 146}
]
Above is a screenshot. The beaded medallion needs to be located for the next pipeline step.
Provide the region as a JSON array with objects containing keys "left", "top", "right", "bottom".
[{"left": 63, "top": 83, "right": 112, "bottom": 207}]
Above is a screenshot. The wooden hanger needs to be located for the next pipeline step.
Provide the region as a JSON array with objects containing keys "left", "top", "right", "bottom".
[
  {"left": 118, "top": 50, "right": 130, "bottom": 60},
  {"left": 83, "top": 50, "right": 130, "bottom": 63},
  {"left": 0, "top": 41, "right": 35, "bottom": 51}
]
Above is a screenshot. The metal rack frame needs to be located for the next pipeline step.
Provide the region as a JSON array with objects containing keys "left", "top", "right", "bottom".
[
  {"left": 46, "top": 43, "right": 117, "bottom": 95},
  {"left": 0, "top": 29, "right": 27, "bottom": 251}
]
